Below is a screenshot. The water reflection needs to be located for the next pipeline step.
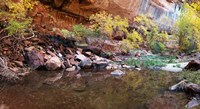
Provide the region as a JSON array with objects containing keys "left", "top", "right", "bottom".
[{"left": 0, "top": 70, "right": 188, "bottom": 109}]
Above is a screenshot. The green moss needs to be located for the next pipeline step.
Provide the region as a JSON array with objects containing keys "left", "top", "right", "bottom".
[
  {"left": 6, "top": 19, "right": 31, "bottom": 36},
  {"left": 179, "top": 71, "right": 200, "bottom": 84}
]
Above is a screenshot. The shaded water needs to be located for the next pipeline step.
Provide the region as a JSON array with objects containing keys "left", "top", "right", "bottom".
[{"left": 0, "top": 70, "right": 188, "bottom": 109}]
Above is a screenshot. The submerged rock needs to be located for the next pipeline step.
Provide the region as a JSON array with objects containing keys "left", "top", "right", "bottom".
[
  {"left": 111, "top": 70, "right": 125, "bottom": 76},
  {"left": 169, "top": 80, "right": 200, "bottom": 108},
  {"left": 72, "top": 78, "right": 87, "bottom": 92},
  {"left": 147, "top": 92, "right": 181, "bottom": 109},
  {"left": 186, "top": 98, "right": 200, "bottom": 109},
  {"left": 44, "top": 72, "right": 63, "bottom": 85}
]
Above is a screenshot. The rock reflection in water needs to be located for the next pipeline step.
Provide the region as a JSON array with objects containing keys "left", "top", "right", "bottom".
[{"left": 0, "top": 70, "right": 190, "bottom": 109}]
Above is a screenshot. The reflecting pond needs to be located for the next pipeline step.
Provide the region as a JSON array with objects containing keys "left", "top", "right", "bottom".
[{"left": 0, "top": 70, "right": 193, "bottom": 109}]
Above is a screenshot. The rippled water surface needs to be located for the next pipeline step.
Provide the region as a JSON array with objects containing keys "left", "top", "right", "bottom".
[{"left": 0, "top": 70, "right": 189, "bottom": 109}]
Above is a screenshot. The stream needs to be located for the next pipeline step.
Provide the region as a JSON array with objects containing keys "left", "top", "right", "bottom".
[{"left": 0, "top": 70, "right": 196, "bottom": 109}]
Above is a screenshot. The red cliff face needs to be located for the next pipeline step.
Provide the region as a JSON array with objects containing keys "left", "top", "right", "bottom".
[
  {"left": 29, "top": 0, "right": 180, "bottom": 34},
  {"left": 30, "top": 0, "right": 142, "bottom": 34},
  {"left": 38, "top": 0, "right": 181, "bottom": 22},
  {"left": 39, "top": 0, "right": 142, "bottom": 19}
]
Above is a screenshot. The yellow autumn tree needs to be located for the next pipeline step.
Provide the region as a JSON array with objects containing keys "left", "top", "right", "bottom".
[
  {"left": 89, "top": 11, "right": 129, "bottom": 39},
  {"left": 134, "top": 15, "right": 168, "bottom": 53},
  {"left": 176, "top": 2, "right": 200, "bottom": 52},
  {"left": 1, "top": 0, "right": 36, "bottom": 36},
  {"left": 89, "top": 11, "right": 143, "bottom": 52}
]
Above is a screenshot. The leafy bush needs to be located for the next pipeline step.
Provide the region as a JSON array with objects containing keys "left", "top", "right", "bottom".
[
  {"left": 121, "top": 31, "right": 143, "bottom": 53},
  {"left": 6, "top": 19, "right": 31, "bottom": 36},
  {"left": 72, "top": 24, "right": 100, "bottom": 38},
  {"left": 1, "top": 0, "right": 36, "bottom": 36},
  {"left": 134, "top": 15, "right": 168, "bottom": 53},
  {"left": 5, "top": 0, "right": 36, "bottom": 15},
  {"left": 89, "top": 11, "right": 129, "bottom": 39},
  {"left": 175, "top": 3, "right": 200, "bottom": 52},
  {"left": 61, "top": 29, "right": 73, "bottom": 38},
  {"left": 72, "top": 24, "right": 86, "bottom": 37},
  {"left": 90, "top": 11, "right": 143, "bottom": 51},
  {"left": 84, "top": 28, "right": 100, "bottom": 37}
]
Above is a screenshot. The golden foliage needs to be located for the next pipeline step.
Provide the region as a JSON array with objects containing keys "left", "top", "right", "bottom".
[
  {"left": 90, "top": 11, "right": 143, "bottom": 51},
  {"left": 176, "top": 3, "right": 200, "bottom": 52},
  {"left": 121, "top": 31, "right": 143, "bottom": 53},
  {"left": 134, "top": 15, "right": 168, "bottom": 53},
  {"left": 1, "top": 0, "right": 36, "bottom": 36},
  {"left": 89, "top": 11, "right": 129, "bottom": 39},
  {"left": 4, "top": 0, "right": 36, "bottom": 15}
]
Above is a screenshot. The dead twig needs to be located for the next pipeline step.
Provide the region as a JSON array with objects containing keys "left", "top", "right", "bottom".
[
  {"left": 25, "top": 31, "right": 36, "bottom": 40},
  {"left": 0, "top": 29, "right": 4, "bottom": 34},
  {"left": 0, "top": 35, "right": 9, "bottom": 41}
]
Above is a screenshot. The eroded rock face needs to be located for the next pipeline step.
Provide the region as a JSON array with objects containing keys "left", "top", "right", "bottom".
[
  {"left": 39, "top": 0, "right": 180, "bottom": 21},
  {"left": 39, "top": 0, "right": 141, "bottom": 19},
  {"left": 31, "top": 0, "right": 180, "bottom": 35}
]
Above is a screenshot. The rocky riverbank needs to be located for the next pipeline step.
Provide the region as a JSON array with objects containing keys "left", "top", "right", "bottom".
[{"left": 0, "top": 33, "right": 134, "bottom": 82}]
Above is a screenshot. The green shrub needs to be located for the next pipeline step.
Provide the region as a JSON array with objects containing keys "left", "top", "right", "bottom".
[
  {"left": 175, "top": 3, "right": 200, "bottom": 53},
  {"left": 61, "top": 29, "right": 73, "bottom": 38},
  {"left": 1, "top": 0, "right": 36, "bottom": 36},
  {"left": 72, "top": 24, "right": 100, "bottom": 38},
  {"left": 6, "top": 19, "right": 31, "bottom": 36},
  {"left": 90, "top": 11, "right": 143, "bottom": 52},
  {"left": 72, "top": 24, "right": 86, "bottom": 37},
  {"left": 89, "top": 11, "right": 129, "bottom": 39},
  {"left": 151, "top": 42, "right": 166, "bottom": 54},
  {"left": 84, "top": 29, "right": 100, "bottom": 37},
  {"left": 134, "top": 15, "right": 168, "bottom": 53},
  {"left": 121, "top": 30, "right": 143, "bottom": 53}
]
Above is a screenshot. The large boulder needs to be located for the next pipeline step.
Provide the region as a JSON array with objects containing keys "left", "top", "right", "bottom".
[
  {"left": 169, "top": 80, "right": 200, "bottom": 108},
  {"left": 45, "top": 56, "right": 62, "bottom": 70},
  {"left": 25, "top": 50, "right": 45, "bottom": 70},
  {"left": 75, "top": 52, "right": 92, "bottom": 69},
  {"left": 185, "top": 60, "right": 200, "bottom": 71}
]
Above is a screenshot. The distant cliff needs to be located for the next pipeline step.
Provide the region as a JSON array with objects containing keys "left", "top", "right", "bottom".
[{"left": 38, "top": 0, "right": 181, "bottom": 28}]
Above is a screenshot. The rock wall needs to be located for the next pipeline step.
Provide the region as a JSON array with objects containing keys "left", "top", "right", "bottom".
[
  {"left": 38, "top": 0, "right": 181, "bottom": 26},
  {"left": 27, "top": 0, "right": 182, "bottom": 33}
]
